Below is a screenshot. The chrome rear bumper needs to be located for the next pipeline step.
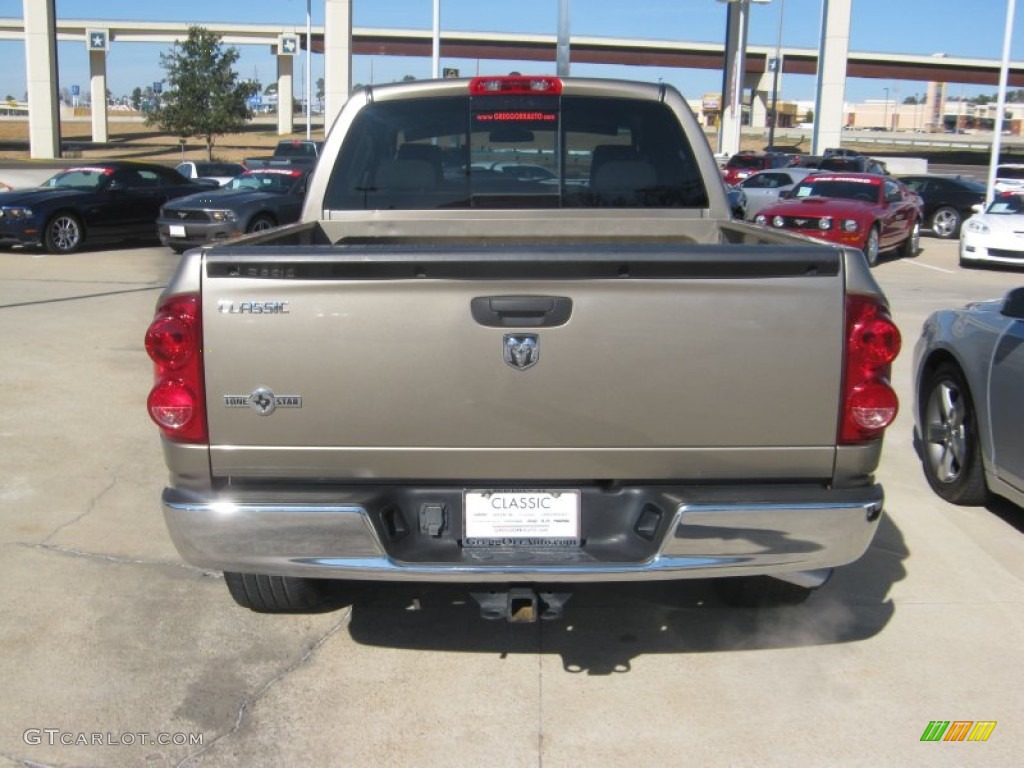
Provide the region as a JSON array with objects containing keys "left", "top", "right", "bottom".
[{"left": 162, "top": 484, "right": 883, "bottom": 583}]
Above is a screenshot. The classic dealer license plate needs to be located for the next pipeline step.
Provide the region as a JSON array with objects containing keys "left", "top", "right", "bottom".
[
  {"left": 169, "top": 224, "right": 186, "bottom": 237},
  {"left": 464, "top": 490, "right": 580, "bottom": 547}
]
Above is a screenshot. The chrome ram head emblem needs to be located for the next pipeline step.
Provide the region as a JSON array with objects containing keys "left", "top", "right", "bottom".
[{"left": 503, "top": 334, "right": 539, "bottom": 371}]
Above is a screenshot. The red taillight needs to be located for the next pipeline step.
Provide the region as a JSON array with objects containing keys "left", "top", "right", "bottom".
[
  {"left": 469, "top": 76, "right": 562, "bottom": 96},
  {"left": 145, "top": 314, "right": 194, "bottom": 369},
  {"left": 850, "top": 314, "right": 901, "bottom": 367},
  {"left": 840, "top": 295, "right": 901, "bottom": 444},
  {"left": 145, "top": 294, "right": 207, "bottom": 443}
]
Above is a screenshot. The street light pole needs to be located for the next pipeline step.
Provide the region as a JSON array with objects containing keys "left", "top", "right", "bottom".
[
  {"left": 432, "top": 0, "right": 440, "bottom": 79},
  {"left": 305, "top": 0, "right": 311, "bottom": 139},
  {"left": 882, "top": 87, "right": 889, "bottom": 132},
  {"left": 767, "top": 0, "right": 785, "bottom": 148},
  {"left": 557, "top": 0, "right": 571, "bottom": 76},
  {"left": 987, "top": 0, "right": 1017, "bottom": 203}
]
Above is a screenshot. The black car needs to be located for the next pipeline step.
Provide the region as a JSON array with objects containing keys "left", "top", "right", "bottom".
[
  {"left": 817, "top": 154, "right": 888, "bottom": 175},
  {"left": 0, "top": 161, "right": 214, "bottom": 254},
  {"left": 157, "top": 169, "right": 309, "bottom": 253},
  {"left": 899, "top": 174, "right": 987, "bottom": 239}
]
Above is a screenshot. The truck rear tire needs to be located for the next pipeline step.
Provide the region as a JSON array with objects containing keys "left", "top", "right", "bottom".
[
  {"left": 224, "top": 572, "right": 342, "bottom": 613},
  {"left": 713, "top": 576, "right": 814, "bottom": 608}
]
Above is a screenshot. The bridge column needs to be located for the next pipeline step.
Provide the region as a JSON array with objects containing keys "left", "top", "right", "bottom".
[
  {"left": 718, "top": 0, "right": 751, "bottom": 157},
  {"left": 89, "top": 50, "right": 109, "bottom": 143},
  {"left": 23, "top": 0, "right": 60, "bottom": 159},
  {"left": 811, "top": 0, "right": 852, "bottom": 155},
  {"left": 324, "top": 0, "right": 353, "bottom": 131},
  {"left": 745, "top": 71, "right": 772, "bottom": 131},
  {"left": 277, "top": 53, "right": 295, "bottom": 135}
]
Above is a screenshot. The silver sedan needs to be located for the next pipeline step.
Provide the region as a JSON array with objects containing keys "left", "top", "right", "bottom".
[
  {"left": 913, "top": 287, "right": 1024, "bottom": 508},
  {"left": 736, "top": 167, "right": 815, "bottom": 221}
]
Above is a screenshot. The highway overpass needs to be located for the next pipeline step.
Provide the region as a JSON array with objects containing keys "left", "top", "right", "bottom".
[{"left": 5, "top": 2, "right": 1024, "bottom": 158}]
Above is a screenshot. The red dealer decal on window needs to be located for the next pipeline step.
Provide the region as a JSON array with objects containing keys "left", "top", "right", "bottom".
[{"left": 475, "top": 111, "right": 557, "bottom": 123}]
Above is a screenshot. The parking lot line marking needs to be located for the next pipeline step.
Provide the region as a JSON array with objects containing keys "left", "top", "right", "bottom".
[
  {"left": 903, "top": 260, "right": 955, "bottom": 275},
  {"left": 0, "top": 286, "right": 162, "bottom": 310}
]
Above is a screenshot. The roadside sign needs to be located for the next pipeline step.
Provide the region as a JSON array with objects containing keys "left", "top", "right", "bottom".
[
  {"left": 278, "top": 35, "right": 300, "bottom": 56},
  {"left": 86, "top": 29, "right": 109, "bottom": 52}
]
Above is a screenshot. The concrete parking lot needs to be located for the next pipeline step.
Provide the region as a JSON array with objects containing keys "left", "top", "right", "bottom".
[{"left": 0, "top": 237, "right": 1021, "bottom": 767}]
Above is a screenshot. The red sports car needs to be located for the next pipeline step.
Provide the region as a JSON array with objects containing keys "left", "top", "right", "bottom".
[{"left": 753, "top": 172, "right": 922, "bottom": 266}]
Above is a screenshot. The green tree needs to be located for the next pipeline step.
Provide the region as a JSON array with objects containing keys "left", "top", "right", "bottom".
[
  {"left": 130, "top": 87, "right": 142, "bottom": 110},
  {"left": 147, "top": 26, "right": 256, "bottom": 160}
]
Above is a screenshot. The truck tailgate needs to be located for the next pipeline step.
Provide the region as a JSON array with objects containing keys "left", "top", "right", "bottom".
[{"left": 201, "top": 244, "right": 844, "bottom": 481}]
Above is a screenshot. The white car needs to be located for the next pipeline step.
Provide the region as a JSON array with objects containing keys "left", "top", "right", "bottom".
[
  {"left": 174, "top": 161, "right": 245, "bottom": 187},
  {"left": 960, "top": 194, "right": 1024, "bottom": 268},
  {"left": 993, "top": 163, "right": 1024, "bottom": 194},
  {"left": 736, "top": 167, "right": 815, "bottom": 221}
]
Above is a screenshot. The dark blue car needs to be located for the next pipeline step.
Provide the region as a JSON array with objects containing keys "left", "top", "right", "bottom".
[{"left": 0, "top": 161, "right": 213, "bottom": 254}]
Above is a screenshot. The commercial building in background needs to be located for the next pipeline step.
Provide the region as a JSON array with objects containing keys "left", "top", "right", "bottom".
[{"left": 695, "top": 81, "right": 1024, "bottom": 136}]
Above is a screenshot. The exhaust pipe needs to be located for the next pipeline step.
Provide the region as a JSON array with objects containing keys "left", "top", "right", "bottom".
[{"left": 773, "top": 568, "right": 833, "bottom": 590}]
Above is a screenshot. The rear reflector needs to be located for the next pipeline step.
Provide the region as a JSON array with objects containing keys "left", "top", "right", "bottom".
[{"left": 469, "top": 76, "right": 562, "bottom": 96}]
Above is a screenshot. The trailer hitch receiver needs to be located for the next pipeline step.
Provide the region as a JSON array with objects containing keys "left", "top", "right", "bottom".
[{"left": 471, "top": 589, "right": 572, "bottom": 623}]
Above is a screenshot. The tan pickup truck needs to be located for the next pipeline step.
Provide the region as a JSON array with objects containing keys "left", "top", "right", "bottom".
[{"left": 145, "top": 76, "right": 901, "bottom": 621}]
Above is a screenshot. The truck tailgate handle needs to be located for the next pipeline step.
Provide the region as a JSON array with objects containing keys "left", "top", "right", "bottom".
[{"left": 471, "top": 295, "right": 573, "bottom": 327}]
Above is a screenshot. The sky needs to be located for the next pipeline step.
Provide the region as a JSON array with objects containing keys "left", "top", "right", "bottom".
[{"left": 1, "top": 0, "right": 1023, "bottom": 105}]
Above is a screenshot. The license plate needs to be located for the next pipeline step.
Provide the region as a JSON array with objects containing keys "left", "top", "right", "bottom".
[
  {"left": 169, "top": 224, "right": 186, "bottom": 237},
  {"left": 464, "top": 490, "right": 580, "bottom": 548}
]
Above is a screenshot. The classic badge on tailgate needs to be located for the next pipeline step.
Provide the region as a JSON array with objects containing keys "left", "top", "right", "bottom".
[{"left": 218, "top": 299, "right": 290, "bottom": 315}]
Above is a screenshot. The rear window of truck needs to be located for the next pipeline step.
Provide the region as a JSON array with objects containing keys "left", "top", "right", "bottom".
[{"left": 323, "top": 95, "right": 709, "bottom": 210}]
